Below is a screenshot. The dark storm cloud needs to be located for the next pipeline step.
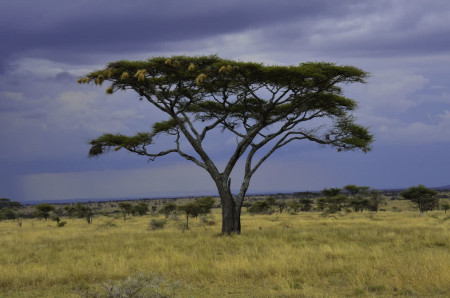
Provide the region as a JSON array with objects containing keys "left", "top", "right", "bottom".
[
  {"left": 0, "top": 0, "right": 367, "bottom": 70},
  {"left": 2, "top": 0, "right": 449, "bottom": 73}
]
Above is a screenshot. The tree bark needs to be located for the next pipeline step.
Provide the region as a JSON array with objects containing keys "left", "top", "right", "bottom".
[
  {"left": 221, "top": 194, "right": 241, "bottom": 235},
  {"left": 215, "top": 177, "right": 243, "bottom": 235}
]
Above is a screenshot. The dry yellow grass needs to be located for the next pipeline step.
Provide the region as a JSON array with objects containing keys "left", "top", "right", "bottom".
[{"left": 1, "top": 210, "right": 449, "bottom": 297}]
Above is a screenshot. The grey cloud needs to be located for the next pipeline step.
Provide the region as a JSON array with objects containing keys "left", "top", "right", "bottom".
[{"left": 0, "top": 0, "right": 363, "bottom": 70}]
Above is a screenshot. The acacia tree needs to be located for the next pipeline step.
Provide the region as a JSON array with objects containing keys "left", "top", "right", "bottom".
[
  {"left": 80, "top": 55, "right": 372, "bottom": 234},
  {"left": 401, "top": 185, "right": 438, "bottom": 213},
  {"left": 35, "top": 203, "right": 55, "bottom": 220}
]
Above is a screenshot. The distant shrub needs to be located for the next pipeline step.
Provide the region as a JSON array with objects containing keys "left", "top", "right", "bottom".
[
  {"left": 200, "top": 216, "right": 216, "bottom": 226},
  {"left": 101, "top": 219, "right": 118, "bottom": 227},
  {"left": 149, "top": 219, "right": 166, "bottom": 230},
  {"left": 247, "top": 201, "right": 271, "bottom": 214}
]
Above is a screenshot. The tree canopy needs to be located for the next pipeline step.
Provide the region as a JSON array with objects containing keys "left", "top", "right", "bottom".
[
  {"left": 80, "top": 55, "right": 373, "bottom": 234},
  {"left": 35, "top": 203, "right": 55, "bottom": 220},
  {"left": 401, "top": 185, "right": 438, "bottom": 213}
]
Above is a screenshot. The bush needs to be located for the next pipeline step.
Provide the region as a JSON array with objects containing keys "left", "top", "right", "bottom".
[
  {"left": 247, "top": 201, "right": 271, "bottom": 214},
  {"left": 149, "top": 219, "right": 167, "bottom": 230}
]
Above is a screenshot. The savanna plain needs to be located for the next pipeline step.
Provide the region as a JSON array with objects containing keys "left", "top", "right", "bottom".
[{"left": 1, "top": 201, "right": 449, "bottom": 297}]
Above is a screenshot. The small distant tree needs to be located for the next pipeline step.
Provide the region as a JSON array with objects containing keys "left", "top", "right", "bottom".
[
  {"left": 401, "top": 185, "right": 438, "bottom": 213},
  {"left": 161, "top": 203, "right": 177, "bottom": 218},
  {"left": 35, "top": 204, "right": 55, "bottom": 220},
  {"left": 178, "top": 203, "right": 200, "bottom": 229},
  {"left": 64, "top": 205, "right": 77, "bottom": 218},
  {"left": 287, "top": 200, "right": 302, "bottom": 213},
  {"left": 133, "top": 202, "right": 149, "bottom": 216},
  {"left": 247, "top": 200, "right": 271, "bottom": 214},
  {"left": 347, "top": 197, "right": 370, "bottom": 213},
  {"left": 441, "top": 201, "right": 449, "bottom": 214},
  {"left": 0, "top": 198, "right": 22, "bottom": 220},
  {"left": 322, "top": 188, "right": 341, "bottom": 197},
  {"left": 118, "top": 202, "right": 133, "bottom": 220},
  {"left": 276, "top": 200, "right": 287, "bottom": 213},
  {"left": 52, "top": 216, "right": 66, "bottom": 227},
  {"left": 366, "top": 189, "right": 385, "bottom": 212},
  {"left": 344, "top": 185, "right": 369, "bottom": 196},
  {"left": 315, "top": 197, "right": 328, "bottom": 211},
  {"left": 195, "top": 196, "right": 215, "bottom": 215},
  {"left": 0, "top": 198, "right": 22, "bottom": 209},
  {"left": 300, "top": 198, "right": 313, "bottom": 212},
  {"left": 265, "top": 197, "right": 276, "bottom": 207},
  {"left": 327, "top": 195, "right": 347, "bottom": 213},
  {"left": 73, "top": 203, "right": 94, "bottom": 224}
]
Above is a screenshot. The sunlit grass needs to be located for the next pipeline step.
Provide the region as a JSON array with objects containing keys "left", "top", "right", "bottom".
[{"left": 1, "top": 211, "right": 449, "bottom": 297}]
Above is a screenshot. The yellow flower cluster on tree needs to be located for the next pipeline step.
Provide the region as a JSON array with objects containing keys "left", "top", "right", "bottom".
[
  {"left": 172, "top": 60, "right": 180, "bottom": 67},
  {"left": 94, "top": 76, "right": 104, "bottom": 86},
  {"left": 188, "top": 63, "right": 196, "bottom": 71},
  {"left": 196, "top": 73, "right": 207, "bottom": 85},
  {"left": 105, "top": 68, "right": 115, "bottom": 78},
  {"left": 133, "top": 69, "right": 146, "bottom": 82},
  {"left": 121, "top": 72, "right": 130, "bottom": 80},
  {"left": 165, "top": 58, "right": 180, "bottom": 67},
  {"left": 219, "top": 65, "right": 236, "bottom": 73},
  {"left": 77, "top": 77, "right": 90, "bottom": 84}
]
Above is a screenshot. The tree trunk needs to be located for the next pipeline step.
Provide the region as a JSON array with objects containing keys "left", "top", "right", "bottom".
[
  {"left": 210, "top": 172, "right": 248, "bottom": 235},
  {"left": 215, "top": 177, "right": 242, "bottom": 235},
  {"left": 221, "top": 196, "right": 241, "bottom": 235}
]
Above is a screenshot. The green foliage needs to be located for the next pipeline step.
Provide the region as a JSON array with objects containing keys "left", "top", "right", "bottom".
[
  {"left": 152, "top": 119, "right": 177, "bottom": 135},
  {"left": 344, "top": 185, "right": 370, "bottom": 196},
  {"left": 299, "top": 198, "right": 313, "bottom": 212},
  {"left": 178, "top": 197, "right": 215, "bottom": 229},
  {"left": 0, "top": 198, "right": 22, "bottom": 220},
  {"left": 52, "top": 216, "right": 66, "bottom": 227},
  {"left": 0, "top": 198, "right": 22, "bottom": 209},
  {"left": 265, "top": 197, "right": 276, "bottom": 206},
  {"left": 366, "top": 189, "right": 386, "bottom": 212},
  {"left": 287, "top": 200, "right": 302, "bottom": 213},
  {"left": 89, "top": 133, "right": 152, "bottom": 157},
  {"left": 68, "top": 203, "right": 94, "bottom": 224},
  {"left": 276, "top": 200, "right": 287, "bottom": 213},
  {"left": 441, "top": 201, "right": 450, "bottom": 213},
  {"left": 322, "top": 188, "right": 341, "bottom": 197},
  {"left": 133, "top": 202, "right": 149, "bottom": 216},
  {"left": 401, "top": 185, "right": 438, "bottom": 213},
  {"left": 35, "top": 204, "right": 55, "bottom": 220},
  {"left": 118, "top": 202, "right": 133, "bottom": 220},
  {"left": 247, "top": 201, "right": 271, "bottom": 214},
  {"left": 326, "top": 195, "right": 348, "bottom": 213},
  {"left": 0, "top": 208, "right": 17, "bottom": 220},
  {"left": 195, "top": 196, "right": 215, "bottom": 214},
  {"left": 160, "top": 203, "right": 177, "bottom": 218},
  {"left": 149, "top": 219, "right": 167, "bottom": 230},
  {"left": 315, "top": 197, "right": 328, "bottom": 211},
  {"left": 178, "top": 203, "right": 200, "bottom": 229},
  {"left": 84, "top": 55, "right": 372, "bottom": 158},
  {"left": 347, "top": 197, "right": 370, "bottom": 213}
]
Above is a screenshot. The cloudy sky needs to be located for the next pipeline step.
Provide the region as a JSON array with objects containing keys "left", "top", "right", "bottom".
[{"left": 1, "top": 0, "right": 449, "bottom": 202}]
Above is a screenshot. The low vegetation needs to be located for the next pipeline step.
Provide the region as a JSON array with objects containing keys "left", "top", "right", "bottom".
[{"left": 1, "top": 204, "right": 449, "bottom": 297}]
